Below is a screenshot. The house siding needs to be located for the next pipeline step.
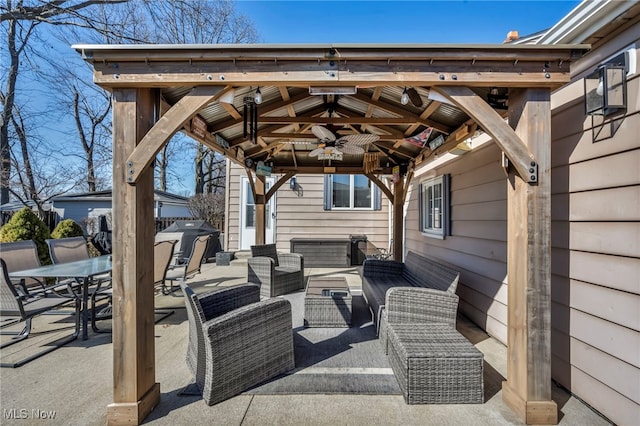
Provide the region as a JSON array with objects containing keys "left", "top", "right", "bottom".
[
  {"left": 548, "top": 29, "right": 640, "bottom": 425},
  {"left": 405, "top": 142, "right": 509, "bottom": 344},
  {"left": 403, "top": 26, "right": 640, "bottom": 425},
  {"left": 226, "top": 162, "right": 390, "bottom": 252}
]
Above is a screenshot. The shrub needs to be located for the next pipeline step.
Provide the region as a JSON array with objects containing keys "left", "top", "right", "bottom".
[
  {"left": 51, "top": 219, "right": 84, "bottom": 239},
  {"left": 0, "top": 207, "right": 51, "bottom": 264}
]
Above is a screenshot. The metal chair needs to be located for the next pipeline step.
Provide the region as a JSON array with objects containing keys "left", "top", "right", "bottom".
[
  {"left": 247, "top": 243, "right": 304, "bottom": 298},
  {"left": 152, "top": 240, "right": 179, "bottom": 321},
  {"left": 0, "top": 240, "right": 49, "bottom": 296},
  {"left": 47, "top": 237, "right": 110, "bottom": 332},
  {"left": 46, "top": 236, "right": 90, "bottom": 264},
  {"left": 0, "top": 259, "right": 80, "bottom": 368},
  {"left": 90, "top": 240, "right": 180, "bottom": 332},
  {"left": 164, "top": 234, "right": 212, "bottom": 295}
]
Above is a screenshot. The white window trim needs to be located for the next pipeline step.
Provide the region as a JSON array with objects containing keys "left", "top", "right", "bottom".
[
  {"left": 419, "top": 174, "right": 450, "bottom": 239},
  {"left": 328, "top": 174, "right": 375, "bottom": 211}
]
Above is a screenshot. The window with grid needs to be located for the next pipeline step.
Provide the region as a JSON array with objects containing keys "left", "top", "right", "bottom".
[{"left": 419, "top": 175, "right": 450, "bottom": 238}]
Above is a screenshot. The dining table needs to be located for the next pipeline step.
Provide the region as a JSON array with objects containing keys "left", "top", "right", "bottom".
[{"left": 9, "top": 255, "right": 112, "bottom": 340}]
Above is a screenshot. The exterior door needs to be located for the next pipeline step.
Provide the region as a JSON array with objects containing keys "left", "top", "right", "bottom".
[{"left": 239, "top": 176, "right": 275, "bottom": 249}]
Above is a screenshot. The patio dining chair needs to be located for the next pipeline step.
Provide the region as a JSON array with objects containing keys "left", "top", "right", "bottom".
[
  {"left": 46, "top": 236, "right": 91, "bottom": 264},
  {"left": 47, "top": 236, "right": 111, "bottom": 326},
  {"left": 163, "top": 234, "right": 211, "bottom": 296},
  {"left": 90, "top": 239, "right": 179, "bottom": 332},
  {"left": 0, "top": 240, "right": 49, "bottom": 297},
  {"left": 0, "top": 259, "right": 80, "bottom": 368}
]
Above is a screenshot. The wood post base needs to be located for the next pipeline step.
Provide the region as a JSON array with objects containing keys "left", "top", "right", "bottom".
[
  {"left": 502, "top": 382, "right": 558, "bottom": 425},
  {"left": 107, "top": 383, "right": 160, "bottom": 425}
]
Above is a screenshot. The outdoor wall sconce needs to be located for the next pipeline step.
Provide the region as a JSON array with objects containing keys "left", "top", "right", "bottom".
[
  {"left": 585, "top": 64, "right": 627, "bottom": 116},
  {"left": 289, "top": 176, "right": 297, "bottom": 190}
]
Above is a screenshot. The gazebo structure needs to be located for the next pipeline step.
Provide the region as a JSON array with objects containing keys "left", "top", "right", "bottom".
[{"left": 74, "top": 43, "right": 589, "bottom": 425}]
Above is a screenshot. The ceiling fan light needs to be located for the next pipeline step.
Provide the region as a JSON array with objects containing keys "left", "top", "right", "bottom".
[
  {"left": 254, "top": 87, "right": 262, "bottom": 104},
  {"left": 401, "top": 87, "right": 410, "bottom": 105}
]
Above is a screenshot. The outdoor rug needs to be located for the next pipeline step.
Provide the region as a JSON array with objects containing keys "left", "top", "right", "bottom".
[{"left": 243, "top": 291, "right": 401, "bottom": 396}]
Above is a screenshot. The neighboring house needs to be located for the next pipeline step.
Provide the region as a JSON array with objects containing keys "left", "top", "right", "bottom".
[
  {"left": 224, "top": 2, "right": 639, "bottom": 424},
  {"left": 52, "top": 189, "right": 192, "bottom": 232}
]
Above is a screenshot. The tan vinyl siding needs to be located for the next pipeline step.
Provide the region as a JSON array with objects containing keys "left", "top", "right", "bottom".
[
  {"left": 226, "top": 162, "right": 390, "bottom": 252},
  {"left": 549, "top": 30, "right": 640, "bottom": 424},
  {"left": 405, "top": 142, "right": 509, "bottom": 345}
]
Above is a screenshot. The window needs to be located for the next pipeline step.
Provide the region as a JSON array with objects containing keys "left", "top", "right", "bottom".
[
  {"left": 419, "top": 175, "right": 450, "bottom": 238},
  {"left": 324, "top": 175, "right": 381, "bottom": 210}
]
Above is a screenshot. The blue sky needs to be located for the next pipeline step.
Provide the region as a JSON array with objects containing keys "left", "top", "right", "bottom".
[{"left": 236, "top": 1, "right": 581, "bottom": 44}]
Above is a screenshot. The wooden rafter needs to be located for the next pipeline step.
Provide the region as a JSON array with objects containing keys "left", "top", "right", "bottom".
[
  {"left": 125, "top": 85, "right": 227, "bottom": 184},
  {"left": 432, "top": 86, "right": 537, "bottom": 183}
]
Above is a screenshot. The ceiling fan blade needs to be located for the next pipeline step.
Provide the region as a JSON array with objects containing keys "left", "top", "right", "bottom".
[
  {"left": 339, "top": 133, "right": 380, "bottom": 146},
  {"left": 311, "top": 125, "right": 336, "bottom": 142},
  {"left": 337, "top": 144, "right": 365, "bottom": 155},
  {"left": 308, "top": 147, "right": 325, "bottom": 157}
]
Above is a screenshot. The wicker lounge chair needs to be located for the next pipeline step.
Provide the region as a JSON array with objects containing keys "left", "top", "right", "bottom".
[
  {"left": 0, "top": 259, "right": 80, "bottom": 368},
  {"left": 247, "top": 243, "right": 304, "bottom": 298},
  {"left": 181, "top": 282, "right": 294, "bottom": 405},
  {"left": 380, "top": 287, "right": 484, "bottom": 404},
  {"left": 164, "top": 234, "right": 211, "bottom": 295}
]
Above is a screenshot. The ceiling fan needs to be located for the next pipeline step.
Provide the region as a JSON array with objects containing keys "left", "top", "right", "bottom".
[{"left": 307, "top": 125, "right": 379, "bottom": 160}]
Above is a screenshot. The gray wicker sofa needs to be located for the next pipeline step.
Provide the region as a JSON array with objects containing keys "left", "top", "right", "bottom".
[{"left": 360, "top": 251, "right": 460, "bottom": 331}]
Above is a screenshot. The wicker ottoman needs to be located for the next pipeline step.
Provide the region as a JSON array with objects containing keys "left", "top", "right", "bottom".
[
  {"left": 388, "top": 325, "right": 484, "bottom": 404},
  {"left": 304, "top": 277, "right": 352, "bottom": 327}
]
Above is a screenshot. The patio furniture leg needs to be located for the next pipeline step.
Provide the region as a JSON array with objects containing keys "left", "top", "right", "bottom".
[{"left": 0, "top": 298, "right": 81, "bottom": 368}]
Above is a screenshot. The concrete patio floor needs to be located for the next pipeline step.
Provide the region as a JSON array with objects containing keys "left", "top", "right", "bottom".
[{"left": 0, "top": 255, "right": 610, "bottom": 425}]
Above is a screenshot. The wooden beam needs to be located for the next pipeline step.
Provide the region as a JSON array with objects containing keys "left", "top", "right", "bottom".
[
  {"left": 366, "top": 173, "right": 393, "bottom": 203},
  {"left": 220, "top": 102, "right": 241, "bottom": 119},
  {"left": 351, "top": 92, "right": 449, "bottom": 133},
  {"left": 404, "top": 100, "right": 442, "bottom": 136},
  {"left": 250, "top": 116, "right": 422, "bottom": 125},
  {"left": 266, "top": 171, "right": 295, "bottom": 202},
  {"left": 108, "top": 88, "right": 159, "bottom": 425},
  {"left": 432, "top": 86, "right": 538, "bottom": 183},
  {"left": 125, "top": 85, "right": 226, "bottom": 184},
  {"left": 392, "top": 178, "right": 404, "bottom": 261},
  {"left": 255, "top": 175, "right": 266, "bottom": 246},
  {"left": 210, "top": 91, "right": 310, "bottom": 133},
  {"left": 501, "top": 88, "right": 557, "bottom": 425},
  {"left": 92, "top": 63, "right": 574, "bottom": 89}
]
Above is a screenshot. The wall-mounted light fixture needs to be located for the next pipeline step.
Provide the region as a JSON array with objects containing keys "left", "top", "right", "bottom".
[
  {"left": 585, "top": 64, "right": 627, "bottom": 116},
  {"left": 289, "top": 176, "right": 297, "bottom": 190}
]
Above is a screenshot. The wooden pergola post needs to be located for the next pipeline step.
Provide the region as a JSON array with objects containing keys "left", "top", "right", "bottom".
[
  {"left": 392, "top": 177, "right": 405, "bottom": 261},
  {"left": 255, "top": 174, "right": 266, "bottom": 246},
  {"left": 501, "top": 88, "right": 557, "bottom": 424},
  {"left": 108, "top": 88, "right": 159, "bottom": 425}
]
